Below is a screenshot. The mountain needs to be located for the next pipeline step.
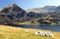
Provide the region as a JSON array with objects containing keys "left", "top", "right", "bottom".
[
  {"left": 43, "top": 6, "right": 57, "bottom": 12},
  {"left": 0, "top": 8, "right": 3, "bottom": 11},
  {"left": 27, "top": 6, "right": 57, "bottom": 13},
  {"left": 0, "top": 4, "right": 60, "bottom": 26},
  {"left": 2, "top": 4, "right": 26, "bottom": 17},
  {"left": 1, "top": 4, "right": 23, "bottom": 12},
  {"left": 27, "top": 8, "right": 49, "bottom": 13},
  {"left": 27, "top": 8, "right": 48, "bottom": 13},
  {"left": 0, "top": 4, "right": 27, "bottom": 25},
  {"left": 55, "top": 6, "right": 60, "bottom": 13}
]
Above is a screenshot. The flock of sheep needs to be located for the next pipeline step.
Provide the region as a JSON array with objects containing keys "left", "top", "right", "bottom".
[
  {"left": 35, "top": 31, "right": 54, "bottom": 38},
  {"left": 25, "top": 30, "right": 55, "bottom": 38}
]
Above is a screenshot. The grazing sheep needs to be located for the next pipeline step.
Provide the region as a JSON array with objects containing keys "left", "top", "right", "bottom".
[
  {"left": 35, "top": 31, "right": 45, "bottom": 36},
  {"left": 39, "top": 31, "right": 45, "bottom": 36},
  {"left": 39, "top": 32, "right": 45, "bottom": 36},
  {"left": 48, "top": 32, "right": 54, "bottom": 38},
  {"left": 44, "top": 32, "right": 49, "bottom": 37},
  {"left": 34, "top": 31, "right": 54, "bottom": 38},
  {"left": 44, "top": 32, "right": 54, "bottom": 38},
  {"left": 35, "top": 31, "right": 40, "bottom": 35}
]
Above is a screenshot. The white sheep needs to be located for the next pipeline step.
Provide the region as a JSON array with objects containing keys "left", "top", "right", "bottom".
[
  {"left": 35, "top": 31, "right": 54, "bottom": 38},
  {"left": 44, "top": 32, "right": 54, "bottom": 38},
  {"left": 48, "top": 32, "right": 54, "bottom": 38},
  {"left": 35, "top": 31, "right": 40, "bottom": 35},
  {"left": 39, "top": 31, "right": 45, "bottom": 36},
  {"left": 35, "top": 31, "right": 45, "bottom": 36},
  {"left": 35, "top": 32, "right": 39, "bottom": 35}
]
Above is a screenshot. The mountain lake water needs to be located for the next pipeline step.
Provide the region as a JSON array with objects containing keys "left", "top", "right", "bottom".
[{"left": 14, "top": 25, "right": 60, "bottom": 32}]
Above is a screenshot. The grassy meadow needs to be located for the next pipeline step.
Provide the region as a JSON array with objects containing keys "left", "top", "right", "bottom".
[{"left": 0, "top": 25, "right": 60, "bottom": 39}]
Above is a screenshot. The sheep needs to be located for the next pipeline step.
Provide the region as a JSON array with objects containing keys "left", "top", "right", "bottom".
[
  {"left": 39, "top": 31, "right": 45, "bottom": 36},
  {"left": 48, "top": 32, "right": 54, "bottom": 38},
  {"left": 34, "top": 31, "right": 54, "bottom": 38},
  {"left": 44, "top": 32, "right": 54, "bottom": 38},
  {"left": 35, "top": 31, "right": 45, "bottom": 36},
  {"left": 35, "top": 31, "right": 40, "bottom": 35}
]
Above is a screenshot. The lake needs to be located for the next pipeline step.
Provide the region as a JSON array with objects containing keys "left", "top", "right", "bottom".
[{"left": 17, "top": 25, "right": 60, "bottom": 32}]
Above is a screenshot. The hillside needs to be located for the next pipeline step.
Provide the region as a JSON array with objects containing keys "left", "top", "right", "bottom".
[{"left": 0, "top": 25, "right": 60, "bottom": 39}]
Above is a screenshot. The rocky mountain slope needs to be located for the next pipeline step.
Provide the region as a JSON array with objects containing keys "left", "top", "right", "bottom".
[
  {"left": 55, "top": 6, "right": 60, "bottom": 13},
  {"left": 0, "top": 4, "right": 60, "bottom": 26},
  {"left": 0, "top": 4, "right": 27, "bottom": 25}
]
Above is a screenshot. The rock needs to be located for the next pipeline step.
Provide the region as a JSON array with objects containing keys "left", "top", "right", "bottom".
[{"left": 24, "top": 30, "right": 29, "bottom": 32}]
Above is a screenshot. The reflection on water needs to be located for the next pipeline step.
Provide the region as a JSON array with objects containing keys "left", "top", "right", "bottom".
[{"left": 18, "top": 25, "right": 60, "bottom": 32}]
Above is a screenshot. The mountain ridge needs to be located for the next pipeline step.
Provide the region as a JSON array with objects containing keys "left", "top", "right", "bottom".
[{"left": 0, "top": 4, "right": 60, "bottom": 26}]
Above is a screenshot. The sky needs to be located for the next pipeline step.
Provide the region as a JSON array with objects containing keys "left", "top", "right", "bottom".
[{"left": 0, "top": 0, "right": 60, "bottom": 10}]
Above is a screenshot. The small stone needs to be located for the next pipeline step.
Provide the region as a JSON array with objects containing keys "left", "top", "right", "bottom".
[{"left": 24, "top": 30, "right": 29, "bottom": 32}]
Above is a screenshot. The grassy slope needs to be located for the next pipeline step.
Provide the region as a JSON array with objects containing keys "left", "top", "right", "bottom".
[{"left": 0, "top": 25, "right": 60, "bottom": 39}]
